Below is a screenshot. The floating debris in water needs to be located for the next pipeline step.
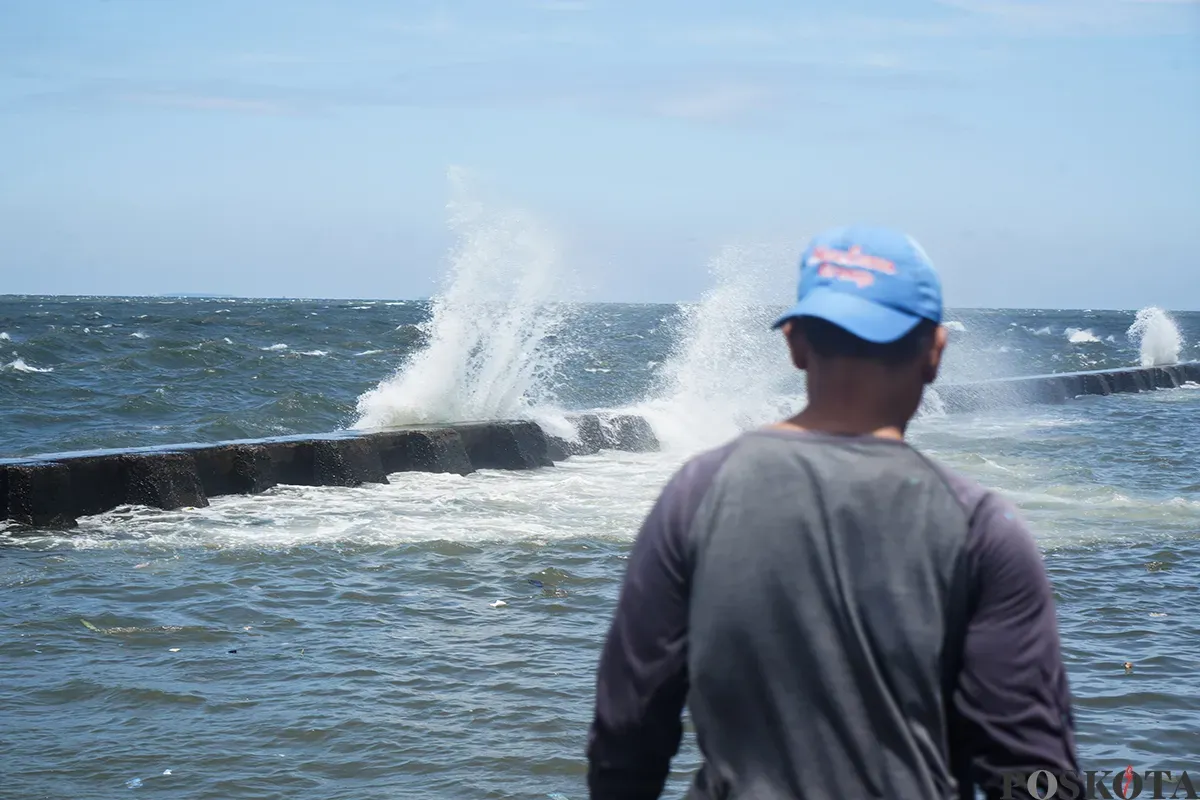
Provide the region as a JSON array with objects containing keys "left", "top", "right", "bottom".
[
  {"left": 1124, "top": 662, "right": 1134, "bottom": 674},
  {"left": 490, "top": 601, "right": 507, "bottom": 608},
  {"left": 227, "top": 649, "right": 238, "bottom": 654},
  {"left": 168, "top": 648, "right": 180, "bottom": 653},
  {"left": 162, "top": 770, "right": 172, "bottom": 776}
]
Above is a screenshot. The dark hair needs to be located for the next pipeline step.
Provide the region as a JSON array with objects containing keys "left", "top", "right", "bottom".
[{"left": 789, "top": 316, "right": 938, "bottom": 366}]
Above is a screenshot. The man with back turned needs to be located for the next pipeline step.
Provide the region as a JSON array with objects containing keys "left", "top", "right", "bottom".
[{"left": 586, "top": 225, "right": 1080, "bottom": 799}]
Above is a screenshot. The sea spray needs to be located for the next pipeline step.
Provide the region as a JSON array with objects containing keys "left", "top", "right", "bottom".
[
  {"left": 632, "top": 242, "right": 803, "bottom": 453},
  {"left": 1127, "top": 306, "right": 1182, "bottom": 367},
  {"left": 354, "top": 169, "right": 576, "bottom": 430},
  {"left": 1065, "top": 327, "right": 1101, "bottom": 344}
]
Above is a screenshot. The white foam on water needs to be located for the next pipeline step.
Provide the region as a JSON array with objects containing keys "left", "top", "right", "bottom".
[
  {"left": 1126, "top": 306, "right": 1182, "bottom": 367},
  {"left": 354, "top": 167, "right": 575, "bottom": 430},
  {"left": 298, "top": 350, "right": 329, "bottom": 357},
  {"left": 130, "top": 332, "right": 149, "bottom": 339},
  {"left": 0, "top": 332, "right": 10, "bottom": 341},
  {"left": 3, "top": 356, "right": 53, "bottom": 373},
  {"left": 944, "top": 320, "right": 966, "bottom": 332},
  {"left": 39, "top": 451, "right": 676, "bottom": 551},
  {"left": 1065, "top": 327, "right": 1101, "bottom": 344},
  {"left": 262, "top": 343, "right": 288, "bottom": 352},
  {"left": 356, "top": 349, "right": 384, "bottom": 356},
  {"left": 1031, "top": 326, "right": 1052, "bottom": 336}
]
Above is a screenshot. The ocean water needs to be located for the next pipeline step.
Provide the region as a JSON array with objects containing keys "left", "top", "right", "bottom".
[{"left": 3, "top": 229, "right": 1200, "bottom": 800}]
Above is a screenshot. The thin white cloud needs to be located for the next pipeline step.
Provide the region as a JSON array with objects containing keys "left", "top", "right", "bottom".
[
  {"left": 935, "top": 0, "right": 1200, "bottom": 34},
  {"left": 535, "top": 0, "right": 591, "bottom": 10},
  {"left": 391, "top": 10, "right": 456, "bottom": 36},
  {"left": 655, "top": 84, "right": 773, "bottom": 122},
  {"left": 119, "top": 92, "right": 292, "bottom": 115}
]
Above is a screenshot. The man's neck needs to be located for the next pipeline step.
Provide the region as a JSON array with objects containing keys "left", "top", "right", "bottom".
[{"left": 774, "top": 406, "right": 907, "bottom": 441}]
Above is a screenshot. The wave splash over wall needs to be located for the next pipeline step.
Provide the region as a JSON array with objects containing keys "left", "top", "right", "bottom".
[
  {"left": 631, "top": 243, "right": 805, "bottom": 453},
  {"left": 354, "top": 169, "right": 574, "bottom": 429},
  {"left": 1127, "top": 306, "right": 1182, "bottom": 367}
]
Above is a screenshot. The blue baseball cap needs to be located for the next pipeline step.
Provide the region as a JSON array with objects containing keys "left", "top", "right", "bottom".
[{"left": 772, "top": 225, "right": 943, "bottom": 343}]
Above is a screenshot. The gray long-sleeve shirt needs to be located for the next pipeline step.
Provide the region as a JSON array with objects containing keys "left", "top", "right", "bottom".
[{"left": 587, "top": 428, "right": 1079, "bottom": 799}]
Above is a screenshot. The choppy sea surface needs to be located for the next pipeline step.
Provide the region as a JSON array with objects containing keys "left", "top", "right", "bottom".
[{"left": 2, "top": 290, "right": 1199, "bottom": 798}]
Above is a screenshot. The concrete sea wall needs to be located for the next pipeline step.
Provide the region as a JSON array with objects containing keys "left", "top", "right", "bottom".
[
  {"left": 1, "top": 364, "right": 1196, "bottom": 531},
  {"left": 0, "top": 415, "right": 659, "bottom": 531},
  {"left": 933, "top": 363, "right": 1200, "bottom": 413}
]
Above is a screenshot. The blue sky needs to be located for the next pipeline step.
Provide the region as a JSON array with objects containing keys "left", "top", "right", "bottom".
[{"left": 1, "top": 0, "right": 1198, "bottom": 308}]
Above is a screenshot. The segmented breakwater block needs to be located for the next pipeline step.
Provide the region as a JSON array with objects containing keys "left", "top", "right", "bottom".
[
  {"left": 1080, "top": 373, "right": 1114, "bottom": 396},
  {"left": 60, "top": 454, "right": 128, "bottom": 518},
  {"left": 563, "top": 414, "right": 607, "bottom": 455},
  {"left": 123, "top": 452, "right": 209, "bottom": 510},
  {"left": 263, "top": 440, "right": 317, "bottom": 486},
  {"left": 454, "top": 421, "right": 553, "bottom": 470},
  {"left": 0, "top": 464, "right": 10, "bottom": 521},
  {"left": 194, "top": 444, "right": 276, "bottom": 496},
  {"left": 312, "top": 439, "right": 388, "bottom": 487},
  {"left": 1150, "top": 366, "right": 1184, "bottom": 389},
  {"left": 545, "top": 436, "right": 570, "bottom": 462},
  {"left": 369, "top": 429, "right": 474, "bottom": 476},
  {"left": 6, "top": 462, "right": 76, "bottom": 529},
  {"left": 546, "top": 414, "right": 609, "bottom": 461},
  {"left": 261, "top": 439, "right": 389, "bottom": 487},
  {"left": 598, "top": 414, "right": 660, "bottom": 452}
]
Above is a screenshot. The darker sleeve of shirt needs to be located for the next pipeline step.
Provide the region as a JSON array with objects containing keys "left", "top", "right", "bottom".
[
  {"left": 586, "top": 443, "right": 732, "bottom": 800},
  {"left": 950, "top": 491, "right": 1082, "bottom": 799}
]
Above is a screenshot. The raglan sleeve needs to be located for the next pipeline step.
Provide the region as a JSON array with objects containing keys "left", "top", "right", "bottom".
[
  {"left": 950, "top": 491, "right": 1082, "bottom": 799},
  {"left": 586, "top": 446, "right": 730, "bottom": 800}
]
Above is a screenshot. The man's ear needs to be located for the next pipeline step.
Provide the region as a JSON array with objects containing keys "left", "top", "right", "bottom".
[
  {"left": 782, "top": 320, "right": 809, "bottom": 371},
  {"left": 922, "top": 324, "right": 949, "bottom": 385}
]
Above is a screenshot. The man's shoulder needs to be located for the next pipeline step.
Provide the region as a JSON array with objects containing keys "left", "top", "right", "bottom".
[
  {"left": 910, "top": 450, "right": 1039, "bottom": 560},
  {"left": 908, "top": 449, "right": 997, "bottom": 519},
  {"left": 663, "top": 437, "right": 743, "bottom": 497}
]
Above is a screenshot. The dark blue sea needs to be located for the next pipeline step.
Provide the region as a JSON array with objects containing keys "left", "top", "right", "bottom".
[{"left": 2, "top": 289, "right": 1199, "bottom": 798}]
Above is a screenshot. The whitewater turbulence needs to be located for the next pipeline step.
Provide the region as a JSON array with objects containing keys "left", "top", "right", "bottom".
[
  {"left": 632, "top": 243, "right": 805, "bottom": 453},
  {"left": 1127, "top": 306, "right": 1182, "bottom": 367},
  {"left": 354, "top": 169, "right": 574, "bottom": 429}
]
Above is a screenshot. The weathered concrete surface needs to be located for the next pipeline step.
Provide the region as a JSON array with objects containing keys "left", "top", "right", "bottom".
[
  {"left": 546, "top": 413, "right": 660, "bottom": 459},
  {"left": 599, "top": 414, "right": 660, "bottom": 453},
  {"left": 124, "top": 452, "right": 209, "bottom": 510},
  {"left": 453, "top": 421, "right": 553, "bottom": 470},
  {"left": 547, "top": 414, "right": 608, "bottom": 460},
  {"left": 368, "top": 429, "right": 473, "bottom": 476},
  {"left": 194, "top": 444, "right": 276, "bottom": 497},
  {"left": 313, "top": 439, "right": 388, "bottom": 487},
  {"left": 62, "top": 455, "right": 128, "bottom": 518},
  {"left": 6, "top": 463, "right": 76, "bottom": 529}
]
